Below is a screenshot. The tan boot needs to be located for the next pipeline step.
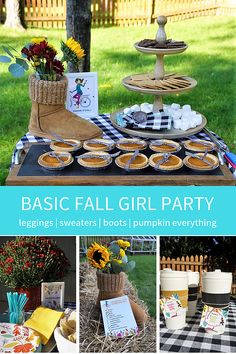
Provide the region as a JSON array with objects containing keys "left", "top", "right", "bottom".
[
  {"left": 96, "top": 272, "right": 147, "bottom": 327},
  {"left": 28, "top": 75, "right": 102, "bottom": 141}
]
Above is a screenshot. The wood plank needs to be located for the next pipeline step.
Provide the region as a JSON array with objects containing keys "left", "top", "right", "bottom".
[{"left": 6, "top": 150, "right": 235, "bottom": 186}]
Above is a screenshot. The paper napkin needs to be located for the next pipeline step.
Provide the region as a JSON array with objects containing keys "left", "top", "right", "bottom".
[{"left": 24, "top": 306, "right": 64, "bottom": 344}]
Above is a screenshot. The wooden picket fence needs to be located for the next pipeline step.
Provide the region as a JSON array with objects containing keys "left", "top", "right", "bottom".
[
  {"left": 160, "top": 255, "right": 236, "bottom": 294},
  {"left": 0, "top": 0, "right": 235, "bottom": 28}
]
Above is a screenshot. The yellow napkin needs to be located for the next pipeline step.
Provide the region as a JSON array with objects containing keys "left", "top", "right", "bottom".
[{"left": 24, "top": 306, "right": 64, "bottom": 345}]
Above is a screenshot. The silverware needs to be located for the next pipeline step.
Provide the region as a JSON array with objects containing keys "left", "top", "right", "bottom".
[
  {"left": 87, "top": 139, "right": 114, "bottom": 147},
  {"left": 125, "top": 150, "right": 140, "bottom": 171},
  {"left": 185, "top": 151, "right": 215, "bottom": 167},
  {"left": 203, "top": 128, "right": 228, "bottom": 152},
  {"left": 118, "top": 140, "right": 144, "bottom": 146},
  {"left": 151, "top": 141, "right": 177, "bottom": 148},
  {"left": 49, "top": 131, "right": 78, "bottom": 147},
  {"left": 217, "top": 150, "right": 225, "bottom": 165},
  {"left": 154, "top": 153, "right": 171, "bottom": 170},
  {"left": 77, "top": 153, "right": 111, "bottom": 162},
  {"left": 187, "top": 137, "right": 214, "bottom": 149},
  {"left": 43, "top": 150, "right": 66, "bottom": 166}
]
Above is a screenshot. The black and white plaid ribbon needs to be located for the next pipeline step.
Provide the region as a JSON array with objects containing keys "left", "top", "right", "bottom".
[{"left": 123, "top": 111, "right": 171, "bottom": 130}]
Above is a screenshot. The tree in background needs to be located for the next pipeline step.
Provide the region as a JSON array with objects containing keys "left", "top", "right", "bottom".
[
  {"left": 160, "top": 236, "right": 236, "bottom": 272},
  {"left": 66, "top": 0, "right": 92, "bottom": 72},
  {"left": 4, "top": 0, "right": 24, "bottom": 30}
]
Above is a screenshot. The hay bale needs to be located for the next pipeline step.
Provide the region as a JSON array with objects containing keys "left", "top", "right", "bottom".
[{"left": 80, "top": 263, "right": 156, "bottom": 353}]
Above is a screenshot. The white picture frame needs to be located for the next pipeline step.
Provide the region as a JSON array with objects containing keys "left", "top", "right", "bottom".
[
  {"left": 65, "top": 72, "right": 98, "bottom": 118},
  {"left": 41, "top": 282, "right": 65, "bottom": 310}
]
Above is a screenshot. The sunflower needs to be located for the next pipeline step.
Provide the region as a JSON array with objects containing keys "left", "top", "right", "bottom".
[
  {"left": 87, "top": 242, "right": 110, "bottom": 269},
  {"left": 116, "top": 240, "right": 130, "bottom": 249},
  {"left": 64, "top": 37, "right": 85, "bottom": 59}
]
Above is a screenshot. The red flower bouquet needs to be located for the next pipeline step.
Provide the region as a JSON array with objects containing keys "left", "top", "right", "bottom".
[
  {"left": 21, "top": 39, "right": 64, "bottom": 80},
  {"left": 0, "top": 237, "right": 70, "bottom": 289}
]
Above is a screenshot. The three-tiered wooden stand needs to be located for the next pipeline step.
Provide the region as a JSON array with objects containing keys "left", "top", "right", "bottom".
[{"left": 110, "top": 15, "right": 207, "bottom": 139}]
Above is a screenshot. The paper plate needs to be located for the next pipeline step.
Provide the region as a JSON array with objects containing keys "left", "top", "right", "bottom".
[{"left": 0, "top": 323, "right": 41, "bottom": 353}]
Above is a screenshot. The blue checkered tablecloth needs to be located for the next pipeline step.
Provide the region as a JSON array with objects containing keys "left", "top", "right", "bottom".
[
  {"left": 160, "top": 300, "right": 236, "bottom": 353},
  {"left": 12, "top": 114, "right": 235, "bottom": 176}
]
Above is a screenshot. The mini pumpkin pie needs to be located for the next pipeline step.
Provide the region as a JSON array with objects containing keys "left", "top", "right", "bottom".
[
  {"left": 149, "top": 153, "right": 183, "bottom": 171},
  {"left": 83, "top": 138, "right": 115, "bottom": 152},
  {"left": 77, "top": 151, "right": 112, "bottom": 169},
  {"left": 184, "top": 153, "right": 219, "bottom": 171},
  {"left": 38, "top": 151, "right": 73, "bottom": 170},
  {"left": 115, "top": 152, "right": 148, "bottom": 170},
  {"left": 149, "top": 139, "right": 181, "bottom": 153},
  {"left": 184, "top": 139, "right": 215, "bottom": 152},
  {"left": 50, "top": 139, "right": 82, "bottom": 153},
  {"left": 116, "top": 138, "right": 147, "bottom": 151}
]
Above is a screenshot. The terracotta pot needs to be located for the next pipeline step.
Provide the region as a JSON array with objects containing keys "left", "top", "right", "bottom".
[{"left": 16, "top": 286, "right": 41, "bottom": 311}]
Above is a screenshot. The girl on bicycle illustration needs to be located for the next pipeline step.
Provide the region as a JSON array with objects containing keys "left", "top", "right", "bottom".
[{"left": 70, "top": 78, "right": 87, "bottom": 107}]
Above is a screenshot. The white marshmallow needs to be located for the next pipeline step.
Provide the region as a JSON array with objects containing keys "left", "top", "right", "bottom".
[
  {"left": 190, "top": 120, "right": 197, "bottom": 128},
  {"left": 124, "top": 107, "right": 132, "bottom": 115},
  {"left": 130, "top": 104, "right": 140, "bottom": 112},
  {"left": 142, "top": 105, "right": 152, "bottom": 113},
  {"left": 182, "top": 104, "right": 191, "bottom": 111},
  {"left": 148, "top": 104, "right": 153, "bottom": 111},
  {"left": 173, "top": 120, "right": 181, "bottom": 129},
  {"left": 180, "top": 121, "right": 190, "bottom": 131},
  {"left": 171, "top": 103, "right": 181, "bottom": 110},
  {"left": 172, "top": 111, "right": 182, "bottom": 120}
]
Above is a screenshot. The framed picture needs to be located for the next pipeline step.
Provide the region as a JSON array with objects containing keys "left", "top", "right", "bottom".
[
  {"left": 41, "top": 282, "right": 65, "bottom": 310},
  {"left": 66, "top": 72, "right": 98, "bottom": 118}
]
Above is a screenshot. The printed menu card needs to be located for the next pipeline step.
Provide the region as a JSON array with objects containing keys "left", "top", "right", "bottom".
[{"left": 100, "top": 295, "right": 139, "bottom": 338}]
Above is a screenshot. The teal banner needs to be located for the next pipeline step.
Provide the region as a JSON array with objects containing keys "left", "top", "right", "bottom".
[{"left": 0, "top": 186, "right": 235, "bottom": 235}]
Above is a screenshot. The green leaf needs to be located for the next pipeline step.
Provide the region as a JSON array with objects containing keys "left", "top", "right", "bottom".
[
  {"left": 0, "top": 55, "right": 11, "bottom": 63},
  {"left": 3, "top": 46, "right": 14, "bottom": 58},
  {"left": 111, "top": 260, "right": 123, "bottom": 274},
  {"left": 16, "top": 58, "right": 29, "bottom": 70},
  {"left": 122, "top": 255, "right": 128, "bottom": 263},
  {"left": 124, "top": 260, "right": 136, "bottom": 273},
  {"left": 8, "top": 63, "right": 25, "bottom": 78},
  {"left": 109, "top": 243, "right": 120, "bottom": 256}
]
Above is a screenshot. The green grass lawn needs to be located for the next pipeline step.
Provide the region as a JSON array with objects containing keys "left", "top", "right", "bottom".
[
  {"left": 81, "top": 254, "right": 156, "bottom": 317},
  {"left": 0, "top": 16, "right": 235, "bottom": 184}
]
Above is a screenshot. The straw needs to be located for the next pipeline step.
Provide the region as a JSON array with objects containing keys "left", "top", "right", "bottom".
[{"left": 7, "top": 292, "right": 29, "bottom": 324}]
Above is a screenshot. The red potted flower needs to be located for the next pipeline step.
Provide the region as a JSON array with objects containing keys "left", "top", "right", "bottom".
[{"left": 0, "top": 237, "right": 70, "bottom": 310}]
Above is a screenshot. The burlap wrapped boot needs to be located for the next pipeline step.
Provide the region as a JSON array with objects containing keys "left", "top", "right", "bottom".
[
  {"left": 28, "top": 75, "right": 102, "bottom": 141},
  {"left": 96, "top": 272, "right": 147, "bottom": 327}
]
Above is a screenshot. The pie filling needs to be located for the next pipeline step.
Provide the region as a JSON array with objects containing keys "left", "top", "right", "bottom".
[
  {"left": 188, "top": 156, "right": 215, "bottom": 167},
  {"left": 42, "top": 155, "right": 69, "bottom": 165},
  {"left": 81, "top": 157, "right": 106, "bottom": 164},
  {"left": 188, "top": 141, "right": 212, "bottom": 149},
  {"left": 119, "top": 143, "right": 145, "bottom": 149},
  {"left": 152, "top": 155, "right": 179, "bottom": 167},
  {"left": 152, "top": 144, "right": 177, "bottom": 152},
  {"left": 119, "top": 155, "right": 146, "bottom": 165},
  {"left": 54, "top": 141, "right": 76, "bottom": 148},
  {"left": 87, "top": 143, "right": 107, "bottom": 148}
]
